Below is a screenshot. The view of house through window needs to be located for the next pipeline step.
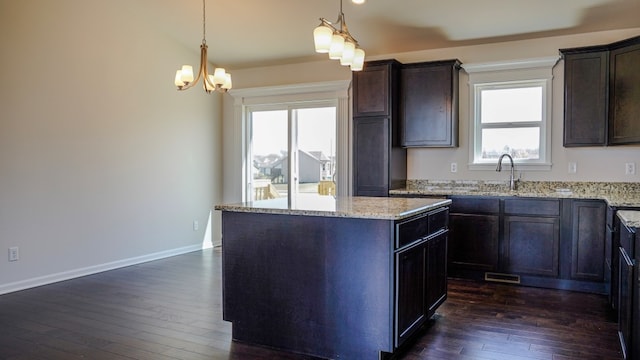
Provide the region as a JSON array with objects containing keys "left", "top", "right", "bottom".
[{"left": 250, "top": 106, "right": 336, "bottom": 202}]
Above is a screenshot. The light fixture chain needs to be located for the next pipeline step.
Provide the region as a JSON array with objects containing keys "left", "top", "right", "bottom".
[{"left": 202, "top": 0, "right": 206, "bottom": 44}]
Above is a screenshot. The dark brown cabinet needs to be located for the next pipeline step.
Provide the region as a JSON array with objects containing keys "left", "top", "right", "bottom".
[
  {"left": 400, "top": 60, "right": 461, "bottom": 147},
  {"left": 617, "top": 220, "right": 636, "bottom": 359},
  {"left": 447, "top": 196, "right": 607, "bottom": 293},
  {"left": 609, "top": 37, "right": 640, "bottom": 145},
  {"left": 560, "top": 35, "right": 640, "bottom": 147},
  {"left": 560, "top": 47, "right": 609, "bottom": 146},
  {"left": 395, "top": 240, "right": 427, "bottom": 346},
  {"left": 448, "top": 196, "right": 500, "bottom": 277},
  {"left": 353, "top": 60, "right": 399, "bottom": 117},
  {"left": 394, "top": 207, "right": 449, "bottom": 348},
  {"left": 503, "top": 199, "right": 560, "bottom": 277},
  {"left": 352, "top": 60, "right": 406, "bottom": 196},
  {"left": 570, "top": 200, "right": 606, "bottom": 281},
  {"left": 426, "top": 231, "right": 448, "bottom": 313},
  {"left": 503, "top": 216, "right": 560, "bottom": 277}
]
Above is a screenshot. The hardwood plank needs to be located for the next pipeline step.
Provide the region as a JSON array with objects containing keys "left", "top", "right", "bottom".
[{"left": 0, "top": 249, "right": 622, "bottom": 360}]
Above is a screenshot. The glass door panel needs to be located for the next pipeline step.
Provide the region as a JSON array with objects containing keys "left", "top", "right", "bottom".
[{"left": 250, "top": 110, "right": 288, "bottom": 202}]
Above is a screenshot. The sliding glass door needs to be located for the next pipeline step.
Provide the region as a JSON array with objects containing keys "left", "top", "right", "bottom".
[{"left": 248, "top": 103, "right": 336, "bottom": 202}]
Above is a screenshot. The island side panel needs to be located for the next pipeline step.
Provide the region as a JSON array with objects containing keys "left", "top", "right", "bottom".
[{"left": 221, "top": 211, "right": 394, "bottom": 359}]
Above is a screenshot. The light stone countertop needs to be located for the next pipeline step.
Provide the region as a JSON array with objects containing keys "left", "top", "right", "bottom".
[
  {"left": 618, "top": 210, "right": 640, "bottom": 228},
  {"left": 390, "top": 180, "right": 640, "bottom": 208},
  {"left": 215, "top": 196, "right": 451, "bottom": 220}
]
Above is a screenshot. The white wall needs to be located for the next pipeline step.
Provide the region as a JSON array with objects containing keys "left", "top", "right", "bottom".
[
  {"left": 391, "top": 29, "right": 640, "bottom": 183},
  {"left": 222, "top": 28, "right": 640, "bottom": 206},
  {"left": 0, "top": 0, "right": 222, "bottom": 293}
]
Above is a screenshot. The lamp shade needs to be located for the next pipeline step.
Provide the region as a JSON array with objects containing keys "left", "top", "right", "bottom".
[
  {"left": 175, "top": 70, "right": 185, "bottom": 86},
  {"left": 340, "top": 41, "right": 355, "bottom": 66},
  {"left": 222, "top": 73, "right": 232, "bottom": 90},
  {"left": 180, "top": 65, "right": 194, "bottom": 83},
  {"left": 351, "top": 48, "right": 365, "bottom": 71},
  {"left": 329, "top": 34, "right": 345, "bottom": 60},
  {"left": 213, "top": 68, "right": 227, "bottom": 84},
  {"left": 313, "top": 25, "right": 333, "bottom": 53}
]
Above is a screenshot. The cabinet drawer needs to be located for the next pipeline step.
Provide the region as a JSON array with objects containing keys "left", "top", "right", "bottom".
[
  {"left": 396, "top": 208, "right": 449, "bottom": 249},
  {"left": 504, "top": 198, "right": 559, "bottom": 216},
  {"left": 397, "top": 213, "right": 429, "bottom": 248},
  {"left": 428, "top": 207, "right": 449, "bottom": 234},
  {"left": 450, "top": 196, "right": 500, "bottom": 214}
]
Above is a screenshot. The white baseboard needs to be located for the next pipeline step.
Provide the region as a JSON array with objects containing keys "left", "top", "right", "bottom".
[{"left": 0, "top": 244, "right": 203, "bottom": 295}]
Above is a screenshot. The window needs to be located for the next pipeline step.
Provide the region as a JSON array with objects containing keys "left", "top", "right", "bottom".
[
  {"left": 230, "top": 81, "right": 351, "bottom": 202},
  {"left": 463, "top": 57, "right": 559, "bottom": 170}
]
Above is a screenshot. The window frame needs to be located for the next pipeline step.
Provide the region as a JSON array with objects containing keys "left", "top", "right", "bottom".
[
  {"left": 463, "top": 56, "right": 559, "bottom": 171},
  {"left": 230, "top": 80, "right": 351, "bottom": 202}
]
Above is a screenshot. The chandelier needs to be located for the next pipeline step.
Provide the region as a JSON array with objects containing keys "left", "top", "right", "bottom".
[
  {"left": 313, "top": 0, "right": 366, "bottom": 71},
  {"left": 174, "top": 0, "right": 232, "bottom": 93}
]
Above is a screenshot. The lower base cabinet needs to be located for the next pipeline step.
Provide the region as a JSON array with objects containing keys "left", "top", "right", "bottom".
[
  {"left": 448, "top": 196, "right": 606, "bottom": 293},
  {"left": 617, "top": 219, "right": 638, "bottom": 359},
  {"left": 395, "top": 208, "right": 449, "bottom": 348}
]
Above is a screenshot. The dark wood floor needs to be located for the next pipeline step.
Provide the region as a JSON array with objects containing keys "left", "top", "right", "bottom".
[{"left": 0, "top": 248, "right": 622, "bottom": 360}]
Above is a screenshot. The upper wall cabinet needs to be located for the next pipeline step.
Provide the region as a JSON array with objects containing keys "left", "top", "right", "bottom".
[
  {"left": 560, "top": 35, "right": 640, "bottom": 147},
  {"left": 560, "top": 46, "right": 609, "bottom": 147},
  {"left": 400, "top": 60, "right": 461, "bottom": 147},
  {"left": 353, "top": 59, "right": 401, "bottom": 118},
  {"left": 609, "top": 37, "right": 640, "bottom": 145}
]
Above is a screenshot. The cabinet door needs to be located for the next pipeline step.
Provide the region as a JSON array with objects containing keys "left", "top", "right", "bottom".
[
  {"left": 503, "top": 216, "right": 560, "bottom": 277},
  {"left": 395, "top": 242, "right": 426, "bottom": 347},
  {"left": 400, "top": 60, "right": 460, "bottom": 147},
  {"left": 448, "top": 213, "right": 499, "bottom": 272},
  {"left": 570, "top": 200, "right": 606, "bottom": 281},
  {"left": 353, "top": 60, "right": 399, "bottom": 118},
  {"left": 609, "top": 39, "right": 640, "bottom": 145},
  {"left": 426, "top": 232, "right": 447, "bottom": 314},
  {"left": 353, "top": 117, "right": 389, "bottom": 196},
  {"left": 618, "top": 246, "right": 633, "bottom": 359},
  {"left": 561, "top": 49, "right": 609, "bottom": 146}
]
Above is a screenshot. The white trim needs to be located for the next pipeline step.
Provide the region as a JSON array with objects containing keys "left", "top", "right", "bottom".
[
  {"left": 466, "top": 58, "right": 557, "bottom": 171},
  {"left": 461, "top": 56, "right": 560, "bottom": 73},
  {"left": 0, "top": 244, "right": 202, "bottom": 295},
  {"left": 230, "top": 80, "right": 350, "bottom": 99}
]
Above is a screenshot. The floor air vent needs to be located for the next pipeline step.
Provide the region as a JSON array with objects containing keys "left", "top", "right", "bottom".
[{"left": 484, "top": 272, "right": 521, "bottom": 284}]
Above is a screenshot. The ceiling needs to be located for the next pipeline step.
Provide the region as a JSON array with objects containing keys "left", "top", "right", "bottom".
[{"left": 138, "top": 0, "right": 640, "bottom": 69}]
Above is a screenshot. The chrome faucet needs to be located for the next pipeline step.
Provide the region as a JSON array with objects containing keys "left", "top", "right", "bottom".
[{"left": 496, "top": 153, "right": 517, "bottom": 191}]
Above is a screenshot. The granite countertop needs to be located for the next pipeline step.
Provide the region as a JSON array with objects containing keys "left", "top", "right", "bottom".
[
  {"left": 390, "top": 180, "right": 640, "bottom": 207},
  {"left": 215, "top": 196, "right": 451, "bottom": 220},
  {"left": 618, "top": 210, "right": 640, "bottom": 228}
]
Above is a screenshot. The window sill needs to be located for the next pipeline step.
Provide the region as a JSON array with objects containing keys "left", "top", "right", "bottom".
[{"left": 468, "top": 163, "right": 552, "bottom": 171}]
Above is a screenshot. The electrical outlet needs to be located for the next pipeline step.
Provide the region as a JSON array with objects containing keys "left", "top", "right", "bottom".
[
  {"left": 8, "top": 247, "right": 18, "bottom": 262},
  {"left": 450, "top": 162, "right": 457, "bottom": 173},
  {"left": 626, "top": 162, "right": 636, "bottom": 175},
  {"left": 568, "top": 162, "right": 577, "bottom": 174},
  {"left": 193, "top": 220, "right": 199, "bottom": 231}
]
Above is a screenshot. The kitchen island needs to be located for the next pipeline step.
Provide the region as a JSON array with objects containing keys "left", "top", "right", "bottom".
[{"left": 215, "top": 196, "right": 451, "bottom": 359}]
